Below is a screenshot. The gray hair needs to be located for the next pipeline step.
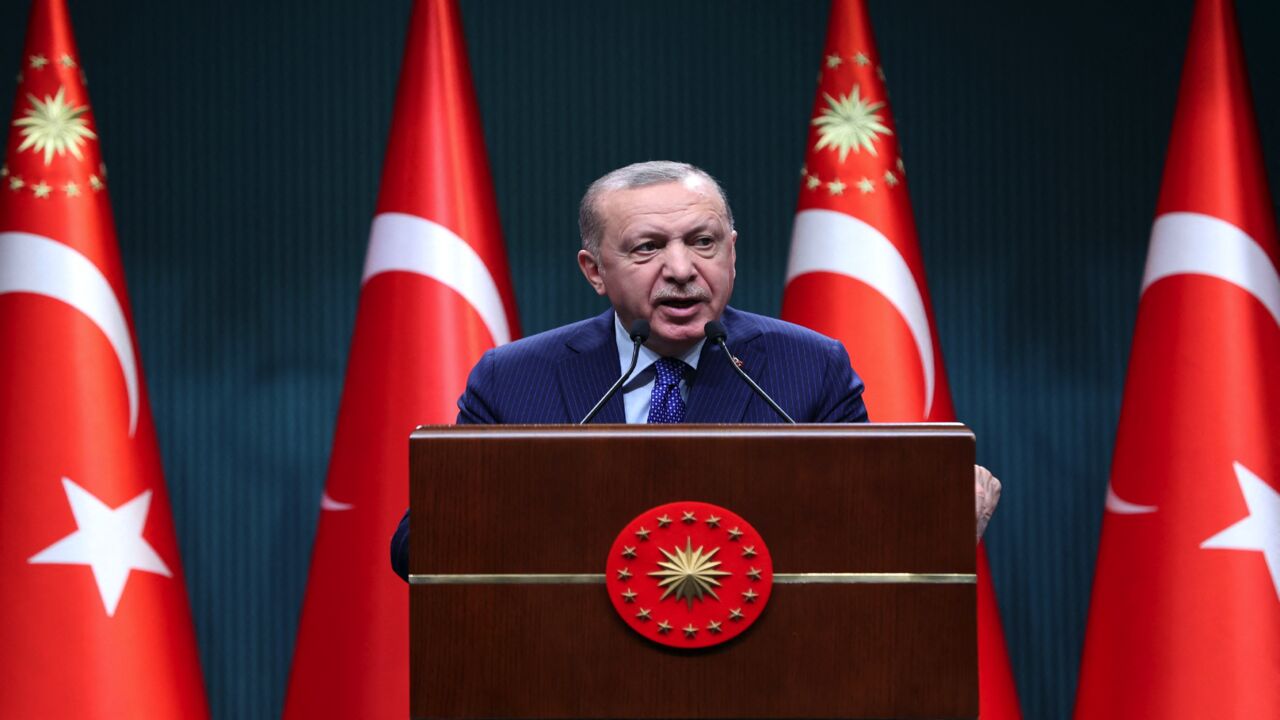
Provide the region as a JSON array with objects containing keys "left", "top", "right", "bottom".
[{"left": 578, "top": 160, "right": 735, "bottom": 257}]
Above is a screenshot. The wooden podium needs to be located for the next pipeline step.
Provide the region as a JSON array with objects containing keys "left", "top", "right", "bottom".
[{"left": 409, "top": 424, "right": 977, "bottom": 719}]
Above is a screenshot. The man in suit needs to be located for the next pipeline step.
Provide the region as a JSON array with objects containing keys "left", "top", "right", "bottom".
[{"left": 392, "top": 161, "right": 998, "bottom": 579}]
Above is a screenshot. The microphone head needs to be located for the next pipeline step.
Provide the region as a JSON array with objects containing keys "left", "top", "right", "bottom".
[
  {"left": 703, "top": 320, "right": 727, "bottom": 343},
  {"left": 628, "top": 319, "right": 651, "bottom": 343}
]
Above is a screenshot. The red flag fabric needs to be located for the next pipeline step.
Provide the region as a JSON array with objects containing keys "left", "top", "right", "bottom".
[
  {"left": 1075, "top": 0, "right": 1280, "bottom": 716},
  {"left": 780, "top": 1, "right": 1022, "bottom": 717},
  {"left": 283, "top": 0, "right": 520, "bottom": 716},
  {"left": 0, "top": 1, "right": 208, "bottom": 716}
]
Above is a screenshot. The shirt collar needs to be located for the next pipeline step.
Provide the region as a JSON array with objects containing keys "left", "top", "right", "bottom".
[{"left": 613, "top": 313, "right": 704, "bottom": 379}]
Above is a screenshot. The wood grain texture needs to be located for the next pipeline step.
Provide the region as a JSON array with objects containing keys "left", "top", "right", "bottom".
[{"left": 410, "top": 424, "right": 976, "bottom": 719}]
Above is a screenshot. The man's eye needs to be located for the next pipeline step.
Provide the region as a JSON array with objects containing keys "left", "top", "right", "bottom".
[
  {"left": 633, "top": 242, "right": 658, "bottom": 253},
  {"left": 692, "top": 236, "right": 714, "bottom": 247}
]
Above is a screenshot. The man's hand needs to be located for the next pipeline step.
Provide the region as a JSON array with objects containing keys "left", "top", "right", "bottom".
[{"left": 974, "top": 465, "right": 1001, "bottom": 542}]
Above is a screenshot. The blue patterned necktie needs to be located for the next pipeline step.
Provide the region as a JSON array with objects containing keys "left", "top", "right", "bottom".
[{"left": 646, "top": 357, "right": 688, "bottom": 423}]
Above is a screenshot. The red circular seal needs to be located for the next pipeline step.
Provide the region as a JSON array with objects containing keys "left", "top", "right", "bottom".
[{"left": 605, "top": 501, "right": 772, "bottom": 648}]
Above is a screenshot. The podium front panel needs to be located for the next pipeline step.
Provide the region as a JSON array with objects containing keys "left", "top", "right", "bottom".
[{"left": 409, "top": 424, "right": 977, "bottom": 719}]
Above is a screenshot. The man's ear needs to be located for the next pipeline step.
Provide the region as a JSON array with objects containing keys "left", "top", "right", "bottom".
[{"left": 578, "top": 249, "right": 607, "bottom": 296}]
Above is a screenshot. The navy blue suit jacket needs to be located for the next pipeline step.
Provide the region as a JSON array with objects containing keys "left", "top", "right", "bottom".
[{"left": 391, "top": 306, "right": 867, "bottom": 578}]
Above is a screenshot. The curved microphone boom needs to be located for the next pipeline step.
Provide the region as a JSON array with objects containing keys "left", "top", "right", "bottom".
[
  {"left": 579, "top": 319, "right": 650, "bottom": 424},
  {"left": 704, "top": 320, "right": 796, "bottom": 424}
]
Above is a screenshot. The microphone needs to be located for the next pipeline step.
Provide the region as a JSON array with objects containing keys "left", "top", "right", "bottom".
[
  {"left": 704, "top": 320, "right": 796, "bottom": 424},
  {"left": 579, "top": 319, "right": 650, "bottom": 424}
]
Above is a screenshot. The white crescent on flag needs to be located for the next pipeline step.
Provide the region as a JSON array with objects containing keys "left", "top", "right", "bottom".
[
  {"left": 1106, "top": 211, "right": 1280, "bottom": 514},
  {"left": 362, "top": 211, "right": 512, "bottom": 346},
  {"left": 0, "top": 231, "right": 139, "bottom": 436},
  {"left": 786, "top": 208, "right": 935, "bottom": 417}
]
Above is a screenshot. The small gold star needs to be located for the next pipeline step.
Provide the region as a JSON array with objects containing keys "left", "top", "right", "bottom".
[
  {"left": 621, "top": 588, "right": 638, "bottom": 603},
  {"left": 635, "top": 526, "right": 650, "bottom": 540},
  {"left": 727, "top": 527, "right": 743, "bottom": 541},
  {"left": 29, "top": 54, "right": 49, "bottom": 70},
  {"left": 857, "top": 177, "right": 875, "bottom": 194},
  {"left": 63, "top": 181, "right": 80, "bottom": 197},
  {"left": 0, "top": 164, "right": 7, "bottom": 177},
  {"left": 89, "top": 175, "right": 104, "bottom": 191},
  {"left": 617, "top": 567, "right": 632, "bottom": 580},
  {"left": 32, "top": 181, "right": 52, "bottom": 199},
  {"left": 681, "top": 511, "right": 696, "bottom": 524},
  {"left": 742, "top": 588, "right": 759, "bottom": 603},
  {"left": 705, "top": 515, "right": 721, "bottom": 528},
  {"left": 742, "top": 545, "right": 757, "bottom": 558},
  {"left": 800, "top": 164, "right": 808, "bottom": 177},
  {"left": 729, "top": 608, "right": 745, "bottom": 621},
  {"left": 825, "top": 53, "right": 843, "bottom": 69},
  {"left": 827, "top": 178, "right": 847, "bottom": 196},
  {"left": 656, "top": 514, "right": 672, "bottom": 528},
  {"left": 853, "top": 51, "right": 871, "bottom": 66},
  {"left": 747, "top": 567, "right": 763, "bottom": 581},
  {"left": 897, "top": 157, "right": 906, "bottom": 174},
  {"left": 805, "top": 173, "right": 821, "bottom": 190},
  {"left": 622, "top": 545, "right": 636, "bottom": 559},
  {"left": 636, "top": 607, "right": 651, "bottom": 621},
  {"left": 9, "top": 176, "right": 25, "bottom": 191},
  {"left": 657, "top": 619, "right": 672, "bottom": 634},
  {"left": 706, "top": 620, "right": 722, "bottom": 634},
  {"left": 884, "top": 170, "right": 899, "bottom": 187},
  {"left": 58, "top": 54, "right": 76, "bottom": 68},
  {"left": 683, "top": 623, "right": 698, "bottom": 638}
]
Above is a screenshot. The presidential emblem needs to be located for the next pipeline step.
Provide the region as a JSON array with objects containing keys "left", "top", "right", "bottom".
[{"left": 605, "top": 501, "right": 773, "bottom": 648}]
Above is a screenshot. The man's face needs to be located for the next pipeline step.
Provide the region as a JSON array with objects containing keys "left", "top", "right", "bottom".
[{"left": 578, "top": 177, "right": 737, "bottom": 357}]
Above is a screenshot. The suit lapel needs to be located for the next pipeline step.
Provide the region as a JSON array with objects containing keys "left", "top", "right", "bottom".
[
  {"left": 685, "top": 307, "right": 766, "bottom": 423},
  {"left": 557, "top": 310, "right": 626, "bottom": 424}
]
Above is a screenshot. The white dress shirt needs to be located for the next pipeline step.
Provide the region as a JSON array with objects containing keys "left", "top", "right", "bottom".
[{"left": 613, "top": 314, "right": 704, "bottom": 423}]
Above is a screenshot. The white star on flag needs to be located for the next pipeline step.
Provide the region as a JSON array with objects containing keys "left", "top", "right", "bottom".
[
  {"left": 28, "top": 477, "right": 173, "bottom": 616},
  {"left": 1201, "top": 462, "right": 1280, "bottom": 603}
]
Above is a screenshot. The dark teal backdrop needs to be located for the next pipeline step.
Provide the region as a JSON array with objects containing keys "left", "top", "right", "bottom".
[{"left": 2, "top": 1, "right": 1278, "bottom": 718}]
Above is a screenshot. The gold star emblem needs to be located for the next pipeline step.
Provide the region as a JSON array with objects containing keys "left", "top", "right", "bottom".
[
  {"left": 729, "top": 608, "right": 745, "bottom": 621},
  {"left": 58, "top": 54, "right": 76, "bottom": 68},
  {"left": 636, "top": 607, "right": 651, "bottom": 621},
  {"left": 29, "top": 54, "right": 49, "bottom": 70},
  {"left": 617, "top": 567, "right": 632, "bottom": 580},
  {"left": 800, "top": 164, "right": 808, "bottom": 177},
  {"left": 622, "top": 545, "right": 636, "bottom": 559},
  {"left": 0, "top": 164, "right": 7, "bottom": 177},
  {"left": 727, "top": 527, "right": 743, "bottom": 541},
  {"left": 812, "top": 83, "right": 893, "bottom": 161},
  {"left": 621, "top": 588, "right": 638, "bottom": 603},
  {"left": 32, "top": 181, "right": 52, "bottom": 199},
  {"left": 656, "top": 514, "right": 672, "bottom": 528},
  {"left": 705, "top": 515, "right": 721, "bottom": 528},
  {"left": 826, "top": 178, "right": 846, "bottom": 196},
  {"left": 635, "top": 526, "right": 650, "bottom": 540},
  {"left": 13, "top": 86, "right": 99, "bottom": 165},
  {"left": 683, "top": 623, "right": 698, "bottom": 638},
  {"left": 707, "top": 620, "right": 723, "bottom": 634},
  {"left": 9, "top": 176, "right": 24, "bottom": 191},
  {"left": 805, "top": 173, "right": 821, "bottom": 190},
  {"left": 747, "top": 567, "right": 763, "bottom": 581},
  {"left": 89, "top": 174, "right": 104, "bottom": 191},
  {"left": 825, "top": 53, "right": 843, "bottom": 69},
  {"left": 742, "top": 545, "right": 757, "bottom": 558},
  {"left": 649, "top": 536, "right": 731, "bottom": 608},
  {"left": 63, "top": 181, "right": 80, "bottom": 197},
  {"left": 657, "top": 620, "right": 672, "bottom": 634},
  {"left": 853, "top": 51, "right": 871, "bottom": 66},
  {"left": 884, "top": 170, "right": 899, "bottom": 187},
  {"left": 742, "top": 588, "right": 759, "bottom": 603},
  {"left": 857, "top": 177, "right": 875, "bottom": 194},
  {"left": 681, "top": 511, "right": 696, "bottom": 523}
]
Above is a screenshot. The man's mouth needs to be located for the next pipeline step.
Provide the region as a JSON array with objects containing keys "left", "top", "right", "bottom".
[{"left": 658, "top": 298, "right": 700, "bottom": 310}]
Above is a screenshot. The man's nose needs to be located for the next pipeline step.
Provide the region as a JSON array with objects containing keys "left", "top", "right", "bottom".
[{"left": 661, "top": 243, "right": 697, "bottom": 283}]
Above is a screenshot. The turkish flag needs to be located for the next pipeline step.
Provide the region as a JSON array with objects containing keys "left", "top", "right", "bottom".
[
  {"left": 780, "top": 0, "right": 1022, "bottom": 716},
  {"left": 0, "top": 1, "right": 208, "bottom": 717},
  {"left": 1074, "top": 0, "right": 1280, "bottom": 716},
  {"left": 282, "top": 0, "right": 521, "bottom": 716}
]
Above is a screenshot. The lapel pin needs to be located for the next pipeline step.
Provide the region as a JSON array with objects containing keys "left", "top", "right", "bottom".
[{"left": 732, "top": 356, "right": 744, "bottom": 368}]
